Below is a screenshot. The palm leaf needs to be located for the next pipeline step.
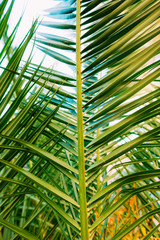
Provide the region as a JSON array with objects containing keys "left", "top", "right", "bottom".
[{"left": 0, "top": 0, "right": 160, "bottom": 239}]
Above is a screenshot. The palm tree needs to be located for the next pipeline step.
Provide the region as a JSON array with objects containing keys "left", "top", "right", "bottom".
[{"left": 0, "top": 0, "right": 160, "bottom": 239}]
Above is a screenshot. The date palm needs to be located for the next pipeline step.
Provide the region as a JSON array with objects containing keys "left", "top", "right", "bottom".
[{"left": 0, "top": 0, "right": 160, "bottom": 239}]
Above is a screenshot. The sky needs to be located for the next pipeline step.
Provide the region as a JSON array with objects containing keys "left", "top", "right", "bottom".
[
  {"left": 7, "top": 0, "right": 71, "bottom": 72},
  {"left": 9, "top": 0, "right": 54, "bottom": 42}
]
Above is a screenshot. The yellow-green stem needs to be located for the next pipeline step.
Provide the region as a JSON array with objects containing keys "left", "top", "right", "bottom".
[
  {"left": 96, "top": 128, "right": 102, "bottom": 237},
  {"left": 97, "top": 128, "right": 101, "bottom": 216},
  {"left": 76, "top": 0, "right": 89, "bottom": 239}
]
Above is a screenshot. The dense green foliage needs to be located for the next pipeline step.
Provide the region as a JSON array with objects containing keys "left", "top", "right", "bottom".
[{"left": 0, "top": 0, "right": 160, "bottom": 239}]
